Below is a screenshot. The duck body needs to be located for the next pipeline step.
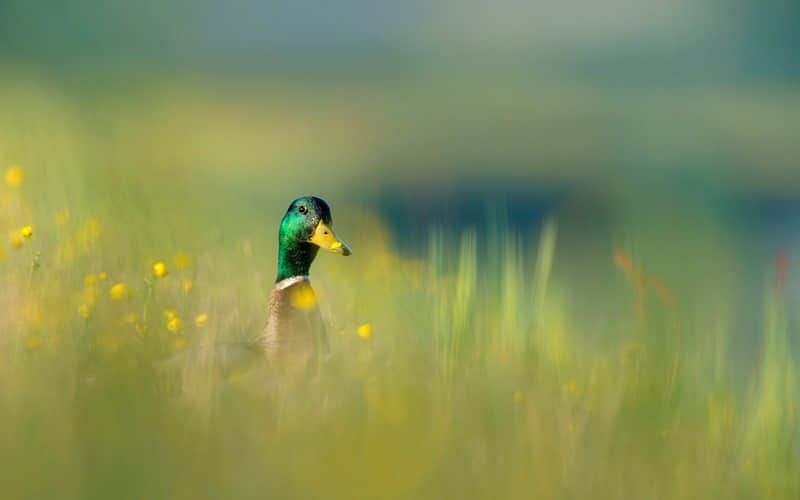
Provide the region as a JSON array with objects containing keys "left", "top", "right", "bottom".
[
  {"left": 258, "top": 196, "right": 349, "bottom": 374},
  {"left": 258, "top": 275, "right": 327, "bottom": 373}
]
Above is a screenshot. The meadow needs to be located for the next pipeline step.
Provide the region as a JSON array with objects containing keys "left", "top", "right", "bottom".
[{"left": 0, "top": 69, "right": 798, "bottom": 499}]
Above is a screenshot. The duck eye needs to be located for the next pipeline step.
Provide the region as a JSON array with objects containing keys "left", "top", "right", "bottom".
[{"left": 297, "top": 205, "right": 308, "bottom": 215}]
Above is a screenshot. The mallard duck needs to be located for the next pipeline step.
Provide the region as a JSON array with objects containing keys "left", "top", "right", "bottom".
[
  {"left": 258, "top": 196, "right": 351, "bottom": 372},
  {"left": 159, "top": 196, "right": 350, "bottom": 377}
]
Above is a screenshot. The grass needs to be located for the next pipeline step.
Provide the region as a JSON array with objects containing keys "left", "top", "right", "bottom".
[{"left": 0, "top": 73, "right": 798, "bottom": 499}]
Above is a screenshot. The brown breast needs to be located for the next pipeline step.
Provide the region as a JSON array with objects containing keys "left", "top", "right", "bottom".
[{"left": 258, "top": 276, "right": 327, "bottom": 374}]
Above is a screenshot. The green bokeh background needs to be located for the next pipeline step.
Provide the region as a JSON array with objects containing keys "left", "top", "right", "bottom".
[{"left": 1, "top": 2, "right": 799, "bottom": 498}]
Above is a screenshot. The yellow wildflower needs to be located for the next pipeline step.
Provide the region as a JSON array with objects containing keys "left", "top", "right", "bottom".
[
  {"left": 183, "top": 279, "right": 193, "bottom": 293},
  {"left": 84, "top": 274, "right": 97, "bottom": 286},
  {"left": 167, "top": 317, "right": 184, "bottom": 333},
  {"left": 78, "top": 303, "right": 91, "bottom": 319},
  {"left": 98, "top": 271, "right": 107, "bottom": 281},
  {"left": 174, "top": 338, "right": 187, "bottom": 350},
  {"left": 26, "top": 334, "right": 43, "bottom": 350},
  {"left": 513, "top": 391, "right": 523, "bottom": 404},
  {"left": 163, "top": 309, "right": 177, "bottom": 320},
  {"left": 173, "top": 253, "right": 192, "bottom": 269},
  {"left": 153, "top": 261, "right": 168, "bottom": 278},
  {"left": 20, "top": 226, "right": 33, "bottom": 238},
  {"left": 357, "top": 323, "right": 373, "bottom": 339},
  {"left": 194, "top": 314, "right": 208, "bottom": 328},
  {"left": 5, "top": 165, "right": 23, "bottom": 187},
  {"left": 110, "top": 283, "right": 129, "bottom": 300},
  {"left": 290, "top": 284, "right": 317, "bottom": 310}
]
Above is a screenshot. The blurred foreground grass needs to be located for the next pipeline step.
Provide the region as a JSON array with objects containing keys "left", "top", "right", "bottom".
[{"left": 0, "top": 73, "right": 798, "bottom": 499}]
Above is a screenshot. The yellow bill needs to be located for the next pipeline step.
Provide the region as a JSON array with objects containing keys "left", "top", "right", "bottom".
[{"left": 309, "top": 222, "right": 352, "bottom": 256}]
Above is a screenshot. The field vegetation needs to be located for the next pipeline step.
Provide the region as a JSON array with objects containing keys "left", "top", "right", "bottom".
[{"left": 0, "top": 73, "right": 797, "bottom": 499}]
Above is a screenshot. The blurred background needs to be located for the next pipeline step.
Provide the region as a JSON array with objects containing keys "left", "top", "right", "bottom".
[
  {"left": 1, "top": 1, "right": 799, "bottom": 498},
  {"left": 2, "top": 0, "right": 799, "bottom": 339}
]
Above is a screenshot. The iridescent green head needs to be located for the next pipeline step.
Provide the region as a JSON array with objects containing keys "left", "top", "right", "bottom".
[{"left": 276, "top": 196, "right": 351, "bottom": 282}]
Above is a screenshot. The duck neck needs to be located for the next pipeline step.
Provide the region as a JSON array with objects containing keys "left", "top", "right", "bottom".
[{"left": 276, "top": 239, "right": 318, "bottom": 282}]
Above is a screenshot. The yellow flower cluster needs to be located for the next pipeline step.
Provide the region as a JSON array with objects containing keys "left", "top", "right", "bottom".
[
  {"left": 163, "top": 309, "right": 208, "bottom": 332},
  {"left": 2, "top": 172, "right": 213, "bottom": 358},
  {"left": 357, "top": 323, "right": 373, "bottom": 339},
  {"left": 9, "top": 225, "right": 33, "bottom": 249},
  {"left": 167, "top": 317, "right": 184, "bottom": 333},
  {"left": 110, "top": 283, "right": 129, "bottom": 300},
  {"left": 153, "top": 261, "right": 169, "bottom": 278},
  {"left": 164, "top": 309, "right": 183, "bottom": 333}
]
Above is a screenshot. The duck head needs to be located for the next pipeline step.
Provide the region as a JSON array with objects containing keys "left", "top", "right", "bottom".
[{"left": 276, "top": 196, "right": 351, "bottom": 282}]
